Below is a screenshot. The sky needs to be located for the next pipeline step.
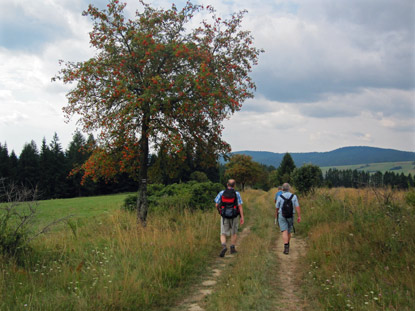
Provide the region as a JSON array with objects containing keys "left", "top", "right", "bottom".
[{"left": 0, "top": 0, "right": 414, "bottom": 156}]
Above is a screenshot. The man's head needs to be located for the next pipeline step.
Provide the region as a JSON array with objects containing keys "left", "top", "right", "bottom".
[
  {"left": 227, "top": 179, "right": 236, "bottom": 188},
  {"left": 282, "top": 183, "right": 290, "bottom": 192},
  {"left": 278, "top": 186, "right": 283, "bottom": 190}
]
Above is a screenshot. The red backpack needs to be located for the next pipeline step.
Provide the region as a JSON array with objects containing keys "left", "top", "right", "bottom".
[{"left": 219, "top": 188, "right": 239, "bottom": 219}]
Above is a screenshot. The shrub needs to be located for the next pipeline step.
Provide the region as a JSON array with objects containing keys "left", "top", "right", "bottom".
[
  {"left": 0, "top": 181, "right": 71, "bottom": 261},
  {"left": 189, "top": 171, "right": 209, "bottom": 182},
  {"left": 122, "top": 181, "right": 223, "bottom": 212}
]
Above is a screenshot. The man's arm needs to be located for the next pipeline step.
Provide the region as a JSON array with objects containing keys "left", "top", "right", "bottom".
[
  {"left": 295, "top": 205, "right": 301, "bottom": 223},
  {"left": 275, "top": 198, "right": 281, "bottom": 220},
  {"left": 238, "top": 204, "right": 244, "bottom": 225}
]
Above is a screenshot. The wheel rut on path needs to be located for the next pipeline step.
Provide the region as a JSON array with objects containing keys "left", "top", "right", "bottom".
[
  {"left": 273, "top": 232, "right": 308, "bottom": 311},
  {"left": 173, "top": 226, "right": 251, "bottom": 311}
]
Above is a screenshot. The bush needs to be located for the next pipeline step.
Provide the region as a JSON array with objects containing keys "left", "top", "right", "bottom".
[
  {"left": 122, "top": 181, "right": 223, "bottom": 212},
  {"left": 189, "top": 171, "right": 209, "bottom": 182},
  {"left": 0, "top": 180, "right": 73, "bottom": 262}
]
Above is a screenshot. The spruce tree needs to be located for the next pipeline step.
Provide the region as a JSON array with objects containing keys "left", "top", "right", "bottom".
[{"left": 277, "top": 153, "right": 296, "bottom": 184}]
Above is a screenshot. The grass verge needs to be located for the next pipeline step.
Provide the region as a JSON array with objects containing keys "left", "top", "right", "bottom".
[{"left": 298, "top": 187, "right": 415, "bottom": 310}]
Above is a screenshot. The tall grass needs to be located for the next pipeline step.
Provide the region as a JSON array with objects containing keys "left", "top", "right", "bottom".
[
  {"left": 0, "top": 203, "right": 218, "bottom": 310},
  {"left": 299, "top": 187, "right": 415, "bottom": 310}
]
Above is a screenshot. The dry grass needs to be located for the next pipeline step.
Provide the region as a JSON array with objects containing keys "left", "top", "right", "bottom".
[
  {"left": 0, "top": 207, "right": 218, "bottom": 310},
  {"left": 299, "top": 187, "right": 415, "bottom": 310}
]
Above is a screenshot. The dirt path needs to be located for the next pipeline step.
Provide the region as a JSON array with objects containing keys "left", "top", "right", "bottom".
[
  {"left": 172, "top": 226, "right": 251, "bottom": 311},
  {"left": 272, "top": 233, "right": 308, "bottom": 311}
]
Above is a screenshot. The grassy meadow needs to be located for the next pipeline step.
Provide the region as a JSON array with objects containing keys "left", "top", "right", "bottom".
[
  {"left": 0, "top": 193, "right": 219, "bottom": 310},
  {"left": 299, "top": 187, "right": 415, "bottom": 310},
  {"left": 1, "top": 186, "right": 414, "bottom": 310}
]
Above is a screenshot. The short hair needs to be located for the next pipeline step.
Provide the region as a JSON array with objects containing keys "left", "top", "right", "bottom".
[
  {"left": 278, "top": 186, "right": 283, "bottom": 190},
  {"left": 282, "top": 183, "right": 290, "bottom": 191},
  {"left": 227, "top": 179, "right": 236, "bottom": 188}
]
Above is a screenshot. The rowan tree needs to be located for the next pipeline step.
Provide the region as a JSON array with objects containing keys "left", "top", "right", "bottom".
[{"left": 54, "top": 0, "right": 262, "bottom": 225}]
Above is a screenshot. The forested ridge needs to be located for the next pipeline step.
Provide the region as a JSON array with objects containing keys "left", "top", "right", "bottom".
[{"left": 234, "top": 146, "right": 415, "bottom": 167}]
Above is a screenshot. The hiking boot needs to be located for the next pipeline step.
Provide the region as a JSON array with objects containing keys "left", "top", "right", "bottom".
[
  {"left": 283, "top": 244, "right": 289, "bottom": 255},
  {"left": 219, "top": 247, "right": 227, "bottom": 257},
  {"left": 230, "top": 245, "right": 237, "bottom": 254}
]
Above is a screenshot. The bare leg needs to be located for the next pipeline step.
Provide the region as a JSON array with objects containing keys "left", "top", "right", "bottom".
[
  {"left": 231, "top": 234, "right": 237, "bottom": 245},
  {"left": 220, "top": 234, "right": 227, "bottom": 245},
  {"left": 282, "top": 230, "right": 290, "bottom": 244}
]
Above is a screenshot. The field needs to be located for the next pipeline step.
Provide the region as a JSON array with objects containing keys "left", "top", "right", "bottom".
[
  {"left": 321, "top": 161, "right": 415, "bottom": 175},
  {"left": 1, "top": 186, "right": 414, "bottom": 310}
]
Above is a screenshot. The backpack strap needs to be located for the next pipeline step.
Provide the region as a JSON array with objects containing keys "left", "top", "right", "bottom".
[{"left": 281, "top": 194, "right": 294, "bottom": 201}]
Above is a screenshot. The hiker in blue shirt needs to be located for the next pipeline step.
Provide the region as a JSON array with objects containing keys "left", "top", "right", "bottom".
[
  {"left": 274, "top": 186, "right": 283, "bottom": 223},
  {"left": 214, "top": 179, "right": 244, "bottom": 257},
  {"left": 276, "top": 183, "right": 301, "bottom": 255},
  {"left": 274, "top": 186, "right": 283, "bottom": 203}
]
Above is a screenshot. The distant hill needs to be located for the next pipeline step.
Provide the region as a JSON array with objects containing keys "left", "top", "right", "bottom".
[{"left": 231, "top": 146, "right": 415, "bottom": 168}]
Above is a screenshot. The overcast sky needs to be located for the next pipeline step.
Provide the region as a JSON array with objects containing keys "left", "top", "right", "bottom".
[{"left": 0, "top": 0, "right": 414, "bottom": 155}]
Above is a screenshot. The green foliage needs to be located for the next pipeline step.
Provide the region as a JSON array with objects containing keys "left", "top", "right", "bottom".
[
  {"left": 405, "top": 188, "right": 415, "bottom": 207},
  {"left": 123, "top": 181, "right": 223, "bottom": 212},
  {"left": 292, "top": 164, "right": 323, "bottom": 194},
  {"left": 189, "top": 171, "right": 209, "bottom": 182},
  {"left": 225, "top": 154, "right": 263, "bottom": 191},
  {"left": 276, "top": 152, "right": 296, "bottom": 184},
  {"left": 268, "top": 169, "right": 280, "bottom": 187}
]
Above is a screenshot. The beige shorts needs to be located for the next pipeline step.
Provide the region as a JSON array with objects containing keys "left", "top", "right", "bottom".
[{"left": 220, "top": 217, "right": 239, "bottom": 236}]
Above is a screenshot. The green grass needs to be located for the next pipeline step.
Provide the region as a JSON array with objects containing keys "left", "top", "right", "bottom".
[
  {"left": 321, "top": 161, "right": 415, "bottom": 175},
  {"left": 35, "top": 193, "right": 131, "bottom": 224},
  {"left": 2, "top": 187, "right": 414, "bottom": 310},
  {"left": 0, "top": 193, "right": 219, "bottom": 311},
  {"left": 299, "top": 188, "right": 415, "bottom": 310}
]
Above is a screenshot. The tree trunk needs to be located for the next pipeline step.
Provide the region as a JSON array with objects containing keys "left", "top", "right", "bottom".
[{"left": 136, "top": 110, "right": 150, "bottom": 226}]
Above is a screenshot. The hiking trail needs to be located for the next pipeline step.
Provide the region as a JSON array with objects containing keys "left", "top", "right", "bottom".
[
  {"left": 172, "top": 188, "right": 308, "bottom": 311},
  {"left": 272, "top": 232, "right": 308, "bottom": 311},
  {"left": 172, "top": 225, "right": 251, "bottom": 311}
]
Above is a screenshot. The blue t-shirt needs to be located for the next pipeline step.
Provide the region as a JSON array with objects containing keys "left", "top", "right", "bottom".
[
  {"left": 275, "top": 190, "right": 283, "bottom": 202},
  {"left": 276, "top": 191, "right": 299, "bottom": 215},
  {"left": 214, "top": 189, "right": 243, "bottom": 205}
]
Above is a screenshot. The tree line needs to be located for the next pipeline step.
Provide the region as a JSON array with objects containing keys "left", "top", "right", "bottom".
[
  {"left": 0, "top": 131, "right": 225, "bottom": 200},
  {"left": 0, "top": 133, "right": 134, "bottom": 199},
  {"left": 324, "top": 168, "right": 414, "bottom": 189},
  {"left": 225, "top": 153, "right": 414, "bottom": 193},
  {"left": 1, "top": 136, "right": 412, "bottom": 201}
]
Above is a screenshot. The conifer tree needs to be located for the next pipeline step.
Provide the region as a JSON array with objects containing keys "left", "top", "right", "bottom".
[{"left": 277, "top": 152, "right": 296, "bottom": 184}]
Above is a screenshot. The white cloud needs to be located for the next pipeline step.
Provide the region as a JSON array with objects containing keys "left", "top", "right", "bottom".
[{"left": 0, "top": 0, "right": 414, "bottom": 154}]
